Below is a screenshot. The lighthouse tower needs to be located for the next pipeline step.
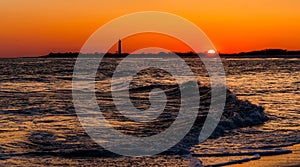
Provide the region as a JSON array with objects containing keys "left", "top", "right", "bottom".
[{"left": 118, "top": 39, "right": 121, "bottom": 56}]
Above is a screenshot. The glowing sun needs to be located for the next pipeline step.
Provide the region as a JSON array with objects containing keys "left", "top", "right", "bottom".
[{"left": 207, "top": 49, "right": 216, "bottom": 54}]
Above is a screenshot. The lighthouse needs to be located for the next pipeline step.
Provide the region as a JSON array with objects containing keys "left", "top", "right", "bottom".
[{"left": 118, "top": 39, "right": 121, "bottom": 56}]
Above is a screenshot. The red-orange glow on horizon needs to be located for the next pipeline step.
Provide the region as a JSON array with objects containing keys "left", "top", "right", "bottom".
[
  {"left": 108, "top": 33, "right": 195, "bottom": 54},
  {"left": 0, "top": 1, "right": 300, "bottom": 57}
]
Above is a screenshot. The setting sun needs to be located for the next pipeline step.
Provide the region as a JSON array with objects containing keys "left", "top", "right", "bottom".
[{"left": 207, "top": 49, "right": 216, "bottom": 54}]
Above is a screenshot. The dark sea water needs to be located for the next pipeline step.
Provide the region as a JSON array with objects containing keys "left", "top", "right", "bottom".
[{"left": 0, "top": 58, "right": 299, "bottom": 166}]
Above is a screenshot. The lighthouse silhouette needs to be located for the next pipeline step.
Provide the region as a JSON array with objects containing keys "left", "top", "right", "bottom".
[{"left": 118, "top": 39, "right": 121, "bottom": 56}]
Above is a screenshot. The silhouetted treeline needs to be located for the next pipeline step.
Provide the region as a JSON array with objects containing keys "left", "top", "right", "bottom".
[
  {"left": 40, "top": 49, "right": 300, "bottom": 58},
  {"left": 40, "top": 52, "right": 200, "bottom": 58},
  {"left": 220, "top": 49, "right": 300, "bottom": 58},
  {"left": 43, "top": 52, "right": 79, "bottom": 58}
]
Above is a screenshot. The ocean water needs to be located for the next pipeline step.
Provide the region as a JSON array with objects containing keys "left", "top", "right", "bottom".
[{"left": 0, "top": 57, "right": 299, "bottom": 166}]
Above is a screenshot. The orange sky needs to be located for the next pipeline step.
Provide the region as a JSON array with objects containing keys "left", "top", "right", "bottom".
[
  {"left": 1, "top": 0, "right": 300, "bottom": 57},
  {"left": 109, "top": 33, "right": 195, "bottom": 54}
]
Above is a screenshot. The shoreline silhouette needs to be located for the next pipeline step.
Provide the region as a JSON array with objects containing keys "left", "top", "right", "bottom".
[{"left": 15, "top": 48, "right": 300, "bottom": 59}]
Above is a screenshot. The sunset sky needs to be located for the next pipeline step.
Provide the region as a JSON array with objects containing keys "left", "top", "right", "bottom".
[{"left": 1, "top": 0, "right": 300, "bottom": 57}]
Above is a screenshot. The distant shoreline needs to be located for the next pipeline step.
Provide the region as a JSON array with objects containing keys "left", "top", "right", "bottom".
[
  {"left": 220, "top": 49, "right": 300, "bottom": 58},
  {"left": 3, "top": 49, "right": 300, "bottom": 59},
  {"left": 219, "top": 54, "right": 300, "bottom": 58},
  {"left": 40, "top": 49, "right": 300, "bottom": 58}
]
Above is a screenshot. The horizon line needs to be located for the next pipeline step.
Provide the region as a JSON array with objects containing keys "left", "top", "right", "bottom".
[{"left": 2, "top": 48, "right": 300, "bottom": 58}]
